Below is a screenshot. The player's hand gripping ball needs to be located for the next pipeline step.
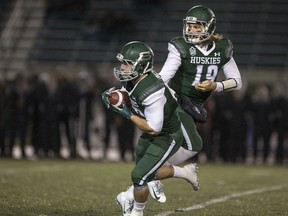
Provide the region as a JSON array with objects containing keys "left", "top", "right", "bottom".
[{"left": 108, "top": 90, "right": 131, "bottom": 108}]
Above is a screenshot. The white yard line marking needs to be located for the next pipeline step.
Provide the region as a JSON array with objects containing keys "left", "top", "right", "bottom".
[{"left": 154, "top": 184, "right": 288, "bottom": 216}]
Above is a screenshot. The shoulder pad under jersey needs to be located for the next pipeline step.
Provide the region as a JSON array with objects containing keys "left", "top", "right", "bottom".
[
  {"left": 170, "top": 37, "right": 189, "bottom": 58},
  {"left": 218, "top": 37, "right": 234, "bottom": 59}
]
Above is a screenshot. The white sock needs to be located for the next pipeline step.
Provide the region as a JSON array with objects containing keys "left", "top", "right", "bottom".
[
  {"left": 133, "top": 200, "right": 146, "bottom": 211},
  {"left": 172, "top": 165, "right": 186, "bottom": 178},
  {"left": 167, "top": 147, "right": 198, "bottom": 165}
]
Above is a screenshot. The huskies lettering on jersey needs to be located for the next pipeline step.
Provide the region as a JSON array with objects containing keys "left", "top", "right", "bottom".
[{"left": 190, "top": 56, "right": 221, "bottom": 64}]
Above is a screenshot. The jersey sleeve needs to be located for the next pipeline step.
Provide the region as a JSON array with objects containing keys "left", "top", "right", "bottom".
[
  {"left": 142, "top": 88, "right": 166, "bottom": 132},
  {"left": 214, "top": 38, "right": 242, "bottom": 92},
  {"left": 215, "top": 57, "right": 242, "bottom": 92},
  {"left": 225, "top": 38, "right": 234, "bottom": 59},
  {"left": 159, "top": 43, "right": 181, "bottom": 84}
]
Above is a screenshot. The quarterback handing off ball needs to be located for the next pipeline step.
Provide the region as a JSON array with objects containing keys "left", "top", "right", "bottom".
[{"left": 108, "top": 90, "right": 130, "bottom": 108}]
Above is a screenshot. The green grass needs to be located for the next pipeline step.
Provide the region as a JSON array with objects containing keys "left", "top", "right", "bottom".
[{"left": 0, "top": 159, "right": 288, "bottom": 216}]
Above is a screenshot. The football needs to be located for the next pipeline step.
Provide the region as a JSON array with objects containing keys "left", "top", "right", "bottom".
[{"left": 108, "top": 90, "right": 131, "bottom": 108}]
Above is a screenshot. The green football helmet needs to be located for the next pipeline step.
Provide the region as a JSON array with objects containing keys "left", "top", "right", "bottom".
[
  {"left": 183, "top": 5, "right": 216, "bottom": 44},
  {"left": 114, "top": 41, "right": 154, "bottom": 82}
]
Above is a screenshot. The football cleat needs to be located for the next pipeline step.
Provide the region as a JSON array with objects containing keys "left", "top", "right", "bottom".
[
  {"left": 116, "top": 191, "right": 134, "bottom": 216},
  {"left": 183, "top": 163, "right": 200, "bottom": 191},
  {"left": 148, "top": 180, "right": 167, "bottom": 203},
  {"left": 130, "top": 210, "right": 143, "bottom": 216}
]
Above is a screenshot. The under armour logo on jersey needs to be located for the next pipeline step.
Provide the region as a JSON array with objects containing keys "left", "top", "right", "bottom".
[
  {"left": 214, "top": 52, "right": 220, "bottom": 56},
  {"left": 189, "top": 47, "right": 196, "bottom": 56}
]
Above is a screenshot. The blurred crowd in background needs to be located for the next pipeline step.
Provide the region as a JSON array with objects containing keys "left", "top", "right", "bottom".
[{"left": 0, "top": 72, "right": 288, "bottom": 165}]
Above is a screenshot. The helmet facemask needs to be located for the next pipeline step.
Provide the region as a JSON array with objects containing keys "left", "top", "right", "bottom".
[
  {"left": 183, "top": 5, "right": 216, "bottom": 44},
  {"left": 114, "top": 51, "right": 153, "bottom": 82}
]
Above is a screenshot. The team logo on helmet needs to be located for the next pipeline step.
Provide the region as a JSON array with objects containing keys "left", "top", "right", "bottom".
[{"left": 114, "top": 41, "right": 154, "bottom": 82}]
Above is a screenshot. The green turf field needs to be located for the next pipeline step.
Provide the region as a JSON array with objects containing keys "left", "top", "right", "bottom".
[{"left": 0, "top": 159, "right": 287, "bottom": 216}]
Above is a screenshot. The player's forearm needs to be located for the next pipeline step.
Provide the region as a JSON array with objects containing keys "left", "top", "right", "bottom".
[
  {"left": 214, "top": 77, "right": 242, "bottom": 92},
  {"left": 130, "top": 115, "right": 160, "bottom": 136},
  {"left": 217, "top": 57, "right": 242, "bottom": 92}
]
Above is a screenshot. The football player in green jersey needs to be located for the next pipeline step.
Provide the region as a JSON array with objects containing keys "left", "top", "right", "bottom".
[
  {"left": 102, "top": 41, "right": 199, "bottom": 216},
  {"left": 155, "top": 5, "right": 243, "bottom": 201}
]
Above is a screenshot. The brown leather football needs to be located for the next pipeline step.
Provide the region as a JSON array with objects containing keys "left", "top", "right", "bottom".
[{"left": 108, "top": 90, "right": 131, "bottom": 108}]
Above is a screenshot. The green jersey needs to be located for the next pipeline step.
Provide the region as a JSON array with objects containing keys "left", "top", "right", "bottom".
[
  {"left": 122, "top": 72, "right": 180, "bottom": 135},
  {"left": 122, "top": 72, "right": 184, "bottom": 186},
  {"left": 163, "top": 36, "right": 233, "bottom": 104}
]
